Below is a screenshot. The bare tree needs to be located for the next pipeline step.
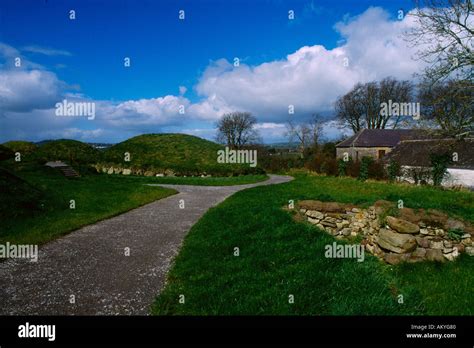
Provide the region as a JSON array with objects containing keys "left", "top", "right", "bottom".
[
  {"left": 335, "top": 77, "right": 414, "bottom": 132},
  {"left": 286, "top": 113, "right": 324, "bottom": 157},
  {"left": 404, "top": 0, "right": 473, "bottom": 83},
  {"left": 334, "top": 86, "right": 364, "bottom": 133},
  {"left": 216, "top": 112, "right": 260, "bottom": 149},
  {"left": 419, "top": 79, "right": 473, "bottom": 137}
]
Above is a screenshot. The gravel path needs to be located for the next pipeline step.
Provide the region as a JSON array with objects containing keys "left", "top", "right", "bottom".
[{"left": 0, "top": 175, "right": 292, "bottom": 315}]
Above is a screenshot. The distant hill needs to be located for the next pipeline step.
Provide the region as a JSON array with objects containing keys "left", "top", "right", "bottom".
[{"left": 101, "top": 133, "right": 263, "bottom": 176}]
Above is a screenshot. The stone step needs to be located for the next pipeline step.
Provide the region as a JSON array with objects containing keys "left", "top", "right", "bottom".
[{"left": 58, "top": 166, "right": 80, "bottom": 178}]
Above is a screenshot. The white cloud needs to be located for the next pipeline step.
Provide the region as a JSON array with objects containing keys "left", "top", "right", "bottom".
[
  {"left": 194, "top": 7, "right": 424, "bottom": 124},
  {"left": 0, "top": 69, "right": 64, "bottom": 112},
  {"left": 95, "top": 95, "right": 195, "bottom": 131},
  {"left": 0, "top": 7, "right": 428, "bottom": 143},
  {"left": 254, "top": 122, "right": 287, "bottom": 140},
  {"left": 22, "top": 45, "right": 72, "bottom": 56}
]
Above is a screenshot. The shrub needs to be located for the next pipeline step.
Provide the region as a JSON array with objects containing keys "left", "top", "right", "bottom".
[
  {"left": 321, "top": 157, "right": 338, "bottom": 176},
  {"left": 358, "top": 156, "right": 373, "bottom": 181},
  {"left": 430, "top": 152, "right": 451, "bottom": 186},
  {"left": 387, "top": 160, "right": 401, "bottom": 182},
  {"left": 368, "top": 160, "right": 386, "bottom": 180},
  {"left": 337, "top": 159, "right": 346, "bottom": 176},
  {"left": 346, "top": 160, "right": 360, "bottom": 178},
  {"left": 337, "top": 158, "right": 348, "bottom": 176}
]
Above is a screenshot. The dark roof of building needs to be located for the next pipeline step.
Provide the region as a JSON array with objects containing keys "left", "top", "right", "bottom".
[
  {"left": 336, "top": 129, "right": 426, "bottom": 148},
  {"left": 383, "top": 138, "right": 474, "bottom": 170}
]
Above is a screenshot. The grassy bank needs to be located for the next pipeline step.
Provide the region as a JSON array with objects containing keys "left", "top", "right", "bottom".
[
  {"left": 152, "top": 173, "right": 474, "bottom": 315},
  {"left": 0, "top": 164, "right": 177, "bottom": 246}
]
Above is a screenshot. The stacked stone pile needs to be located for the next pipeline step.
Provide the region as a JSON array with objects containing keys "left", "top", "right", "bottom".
[{"left": 296, "top": 200, "right": 473, "bottom": 264}]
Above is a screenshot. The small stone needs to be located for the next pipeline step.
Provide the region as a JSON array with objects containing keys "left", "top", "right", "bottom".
[
  {"left": 444, "top": 253, "right": 457, "bottom": 261},
  {"left": 420, "top": 228, "right": 429, "bottom": 235},
  {"left": 366, "top": 244, "right": 375, "bottom": 253},
  {"left": 352, "top": 207, "right": 361, "bottom": 213},
  {"left": 321, "top": 221, "right": 337, "bottom": 228},
  {"left": 443, "top": 240, "right": 452, "bottom": 248},
  {"left": 383, "top": 253, "right": 406, "bottom": 265},
  {"left": 445, "top": 218, "right": 465, "bottom": 231},
  {"left": 427, "top": 229, "right": 437, "bottom": 236},
  {"left": 341, "top": 228, "right": 351, "bottom": 236},
  {"left": 415, "top": 236, "right": 430, "bottom": 248},
  {"left": 316, "top": 224, "right": 325, "bottom": 230},
  {"left": 442, "top": 248, "right": 453, "bottom": 254},
  {"left": 308, "top": 217, "right": 319, "bottom": 225},
  {"left": 430, "top": 240, "right": 444, "bottom": 249},
  {"left": 443, "top": 248, "right": 459, "bottom": 261},
  {"left": 462, "top": 238, "right": 472, "bottom": 246},
  {"left": 377, "top": 229, "right": 417, "bottom": 254},
  {"left": 306, "top": 210, "right": 324, "bottom": 220},
  {"left": 465, "top": 247, "right": 474, "bottom": 256},
  {"left": 425, "top": 249, "right": 445, "bottom": 262},
  {"left": 461, "top": 234, "right": 471, "bottom": 239},
  {"left": 299, "top": 209, "right": 307, "bottom": 213},
  {"left": 326, "top": 213, "right": 343, "bottom": 219},
  {"left": 412, "top": 247, "right": 427, "bottom": 258},
  {"left": 386, "top": 216, "right": 420, "bottom": 234},
  {"left": 323, "top": 217, "right": 337, "bottom": 223},
  {"left": 454, "top": 244, "right": 465, "bottom": 253}
]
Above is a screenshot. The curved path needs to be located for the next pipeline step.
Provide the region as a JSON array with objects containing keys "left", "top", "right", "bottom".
[{"left": 0, "top": 175, "right": 292, "bottom": 315}]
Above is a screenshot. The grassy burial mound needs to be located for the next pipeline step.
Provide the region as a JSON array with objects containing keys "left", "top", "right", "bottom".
[
  {"left": 2, "top": 141, "right": 38, "bottom": 157},
  {"left": 99, "top": 133, "right": 265, "bottom": 176},
  {"left": 2, "top": 139, "right": 101, "bottom": 167},
  {"left": 35, "top": 139, "right": 101, "bottom": 165}
]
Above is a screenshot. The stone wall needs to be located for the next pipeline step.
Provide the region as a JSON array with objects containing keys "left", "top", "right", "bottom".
[
  {"left": 295, "top": 200, "right": 473, "bottom": 264},
  {"left": 92, "top": 164, "right": 215, "bottom": 177}
]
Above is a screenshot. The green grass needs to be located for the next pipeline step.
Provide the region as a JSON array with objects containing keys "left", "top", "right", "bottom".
[
  {"left": 393, "top": 254, "right": 474, "bottom": 315},
  {"left": 0, "top": 163, "right": 176, "bottom": 246},
  {"left": 117, "top": 174, "right": 269, "bottom": 186},
  {"left": 151, "top": 173, "right": 474, "bottom": 315}
]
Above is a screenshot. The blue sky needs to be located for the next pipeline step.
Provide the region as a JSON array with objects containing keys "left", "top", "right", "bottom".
[{"left": 0, "top": 0, "right": 422, "bottom": 143}]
